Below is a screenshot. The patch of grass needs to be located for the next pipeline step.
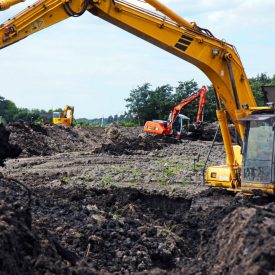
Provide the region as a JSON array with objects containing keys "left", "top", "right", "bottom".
[
  {"left": 75, "top": 176, "right": 92, "bottom": 182},
  {"left": 130, "top": 169, "right": 142, "bottom": 180},
  {"left": 181, "top": 156, "right": 190, "bottom": 161},
  {"left": 111, "top": 166, "right": 129, "bottom": 173},
  {"left": 162, "top": 224, "right": 172, "bottom": 234},
  {"left": 61, "top": 177, "right": 71, "bottom": 184},
  {"left": 193, "top": 162, "right": 205, "bottom": 171},
  {"left": 163, "top": 168, "right": 175, "bottom": 177},
  {"left": 102, "top": 177, "right": 113, "bottom": 185},
  {"left": 159, "top": 178, "right": 168, "bottom": 185},
  {"left": 180, "top": 180, "right": 189, "bottom": 186}
]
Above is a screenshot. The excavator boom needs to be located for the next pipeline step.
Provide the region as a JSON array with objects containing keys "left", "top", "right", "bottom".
[{"left": 0, "top": 0, "right": 255, "bottom": 135}]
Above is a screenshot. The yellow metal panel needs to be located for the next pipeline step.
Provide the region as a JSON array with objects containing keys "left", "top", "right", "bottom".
[{"left": 205, "top": 165, "right": 232, "bottom": 189}]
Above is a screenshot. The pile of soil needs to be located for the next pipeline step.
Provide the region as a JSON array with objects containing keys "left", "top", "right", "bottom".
[
  {"left": 0, "top": 178, "right": 98, "bottom": 274},
  {"left": 0, "top": 125, "right": 21, "bottom": 165},
  {"left": 8, "top": 121, "right": 105, "bottom": 157},
  {"left": 7, "top": 121, "right": 237, "bottom": 158},
  {"left": 7, "top": 122, "right": 172, "bottom": 157},
  {"left": 198, "top": 202, "right": 275, "bottom": 274}
]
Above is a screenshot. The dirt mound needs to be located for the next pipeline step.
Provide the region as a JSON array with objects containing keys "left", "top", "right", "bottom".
[
  {"left": 7, "top": 121, "right": 170, "bottom": 157},
  {"left": 0, "top": 178, "right": 98, "bottom": 274},
  {"left": 97, "top": 133, "right": 170, "bottom": 155},
  {"left": 199, "top": 203, "right": 275, "bottom": 275},
  {"left": 0, "top": 125, "right": 21, "bottom": 165},
  {"left": 7, "top": 121, "right": 234, "bottom": 158},
  {"left": 8, "top": 121, "right": 104, "bottom": 157},
  {"left": 0, "top": 178, "right": 35, "bottom": 274}
]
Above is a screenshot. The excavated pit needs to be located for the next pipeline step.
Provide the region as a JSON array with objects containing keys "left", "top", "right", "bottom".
[
  {"left": 0, "top": 122, "right": 274, "bottom": 274},
  {"left": 1, "top": 179, "right": 274, "bottom": 274}
]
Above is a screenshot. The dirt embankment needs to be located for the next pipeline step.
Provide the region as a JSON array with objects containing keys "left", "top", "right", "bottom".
[
  {"left": 0, "top": 125, "right": 21, "bottom": 165},
  {"left": 8, "top": 121, "right": 173, "bottom": 157},
  {"left": 7, "top": 121, "right": 228, "bottom": 158},
  {"left": 1, "top": 179, "right": 274, "bottom": 274}
]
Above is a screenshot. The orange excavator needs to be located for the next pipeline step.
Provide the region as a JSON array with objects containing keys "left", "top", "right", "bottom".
[{"left": 144, "top": 86, "right": 207, "bottom": 139}]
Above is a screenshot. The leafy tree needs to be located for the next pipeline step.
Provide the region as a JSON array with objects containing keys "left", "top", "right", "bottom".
[
  {"left": 173, "top": 79, "right": 199, "bottom": 101},
  {"left": 173, "top": 80, "right": 201, "bottom": 122},
  {"left": 0, "top": 97, "right": 18, "bottom": 122},
  {"left": 125, "top": 83, "right": 152, "bottom": 125},
  {"left": 147, "top": 84, "right": 174, "bottom": 120},
  {"left": 248, "top": 73, "right": 275, "bottom": 105},
  {"left": 124, "top": 80, "right": 212, "bottom": 124},
  {"left": 106, "top": 115, "right": 114, "bottom": 124},
  {"left": 203, "top": 85, "right": 218, "bottom": 122}
]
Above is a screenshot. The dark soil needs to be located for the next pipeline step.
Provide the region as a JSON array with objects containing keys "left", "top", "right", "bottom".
[
  {"left": 8, "top": 121, "right": 171, "bottom": 157},
  {"left": 1, "top": 178, "right": 274, "bottom": 274},
  {"left": 0, "top": 125, "right": 21, "bottom": 165},
  {"left": 7, "top": 121, "right": 232, "bottom": 158},
  {"left": 0, "top": 122, "right": 274, "bottom": 274}
]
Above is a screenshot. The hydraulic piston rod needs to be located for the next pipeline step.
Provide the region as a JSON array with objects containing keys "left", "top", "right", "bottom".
[{"left": 144, "top": 0, "right": 196, "bottom": 29}]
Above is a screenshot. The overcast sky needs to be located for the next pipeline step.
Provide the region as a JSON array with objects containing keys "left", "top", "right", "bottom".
[{"left": 1, "top": 0, "right": 275, "bottom": 118}]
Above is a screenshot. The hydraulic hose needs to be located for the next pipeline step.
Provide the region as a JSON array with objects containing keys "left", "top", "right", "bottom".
[{"left": 64, "top": 0, "right": 90, "bottom": 17}]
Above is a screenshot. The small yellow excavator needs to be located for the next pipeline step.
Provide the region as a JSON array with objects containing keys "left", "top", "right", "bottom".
[{"left": 52, "top": 106, "right": 74, "bottom": 126}]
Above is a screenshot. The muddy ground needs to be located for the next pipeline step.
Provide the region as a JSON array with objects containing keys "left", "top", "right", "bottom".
[{"left": 0, "top": 122, "right": 274, "bottom": 274}]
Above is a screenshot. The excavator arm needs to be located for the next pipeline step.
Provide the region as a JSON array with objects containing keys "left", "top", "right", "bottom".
[
  {"left": 166, "top": 85, "right": 207, "bottom": 134},
  {"left": 196, "top": 85, "right": 207, "bottom": 124}
]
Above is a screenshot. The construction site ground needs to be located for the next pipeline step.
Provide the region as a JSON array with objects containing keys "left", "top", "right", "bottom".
[{"left": 0, "top": 122, "right": 274, "bottom": 274}]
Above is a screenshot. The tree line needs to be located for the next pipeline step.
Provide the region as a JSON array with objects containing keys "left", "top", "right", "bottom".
[
  {"left": 0, "top": 96, "right": 62, "bottom": 124},
  {"left": 0, "top": 73, "right": 274, "bottom": 125},
  {"left": 125, "top": 73, "right": 275, "bottom": 125}
]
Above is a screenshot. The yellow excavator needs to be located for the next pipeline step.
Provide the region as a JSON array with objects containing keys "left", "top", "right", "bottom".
[
  {"left": 1, "top": 0, "right": 274, "bottom": 195},
  {"left": 52, "top": 105, "right": 74, "bottom": 126}
]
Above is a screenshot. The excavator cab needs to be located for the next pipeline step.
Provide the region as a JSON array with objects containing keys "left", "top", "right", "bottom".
[
  {"left": 206, "top": 112, "right": 275, "bottom": 195},
  {"left": 241, "top": 114, "right": 275, "bottom": 185},
  {"left": 171, "top": 114, "right": 190, "bottom": 138},
  {"left": 53, "top": 112, "right": 61, "bottom": 119}
]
